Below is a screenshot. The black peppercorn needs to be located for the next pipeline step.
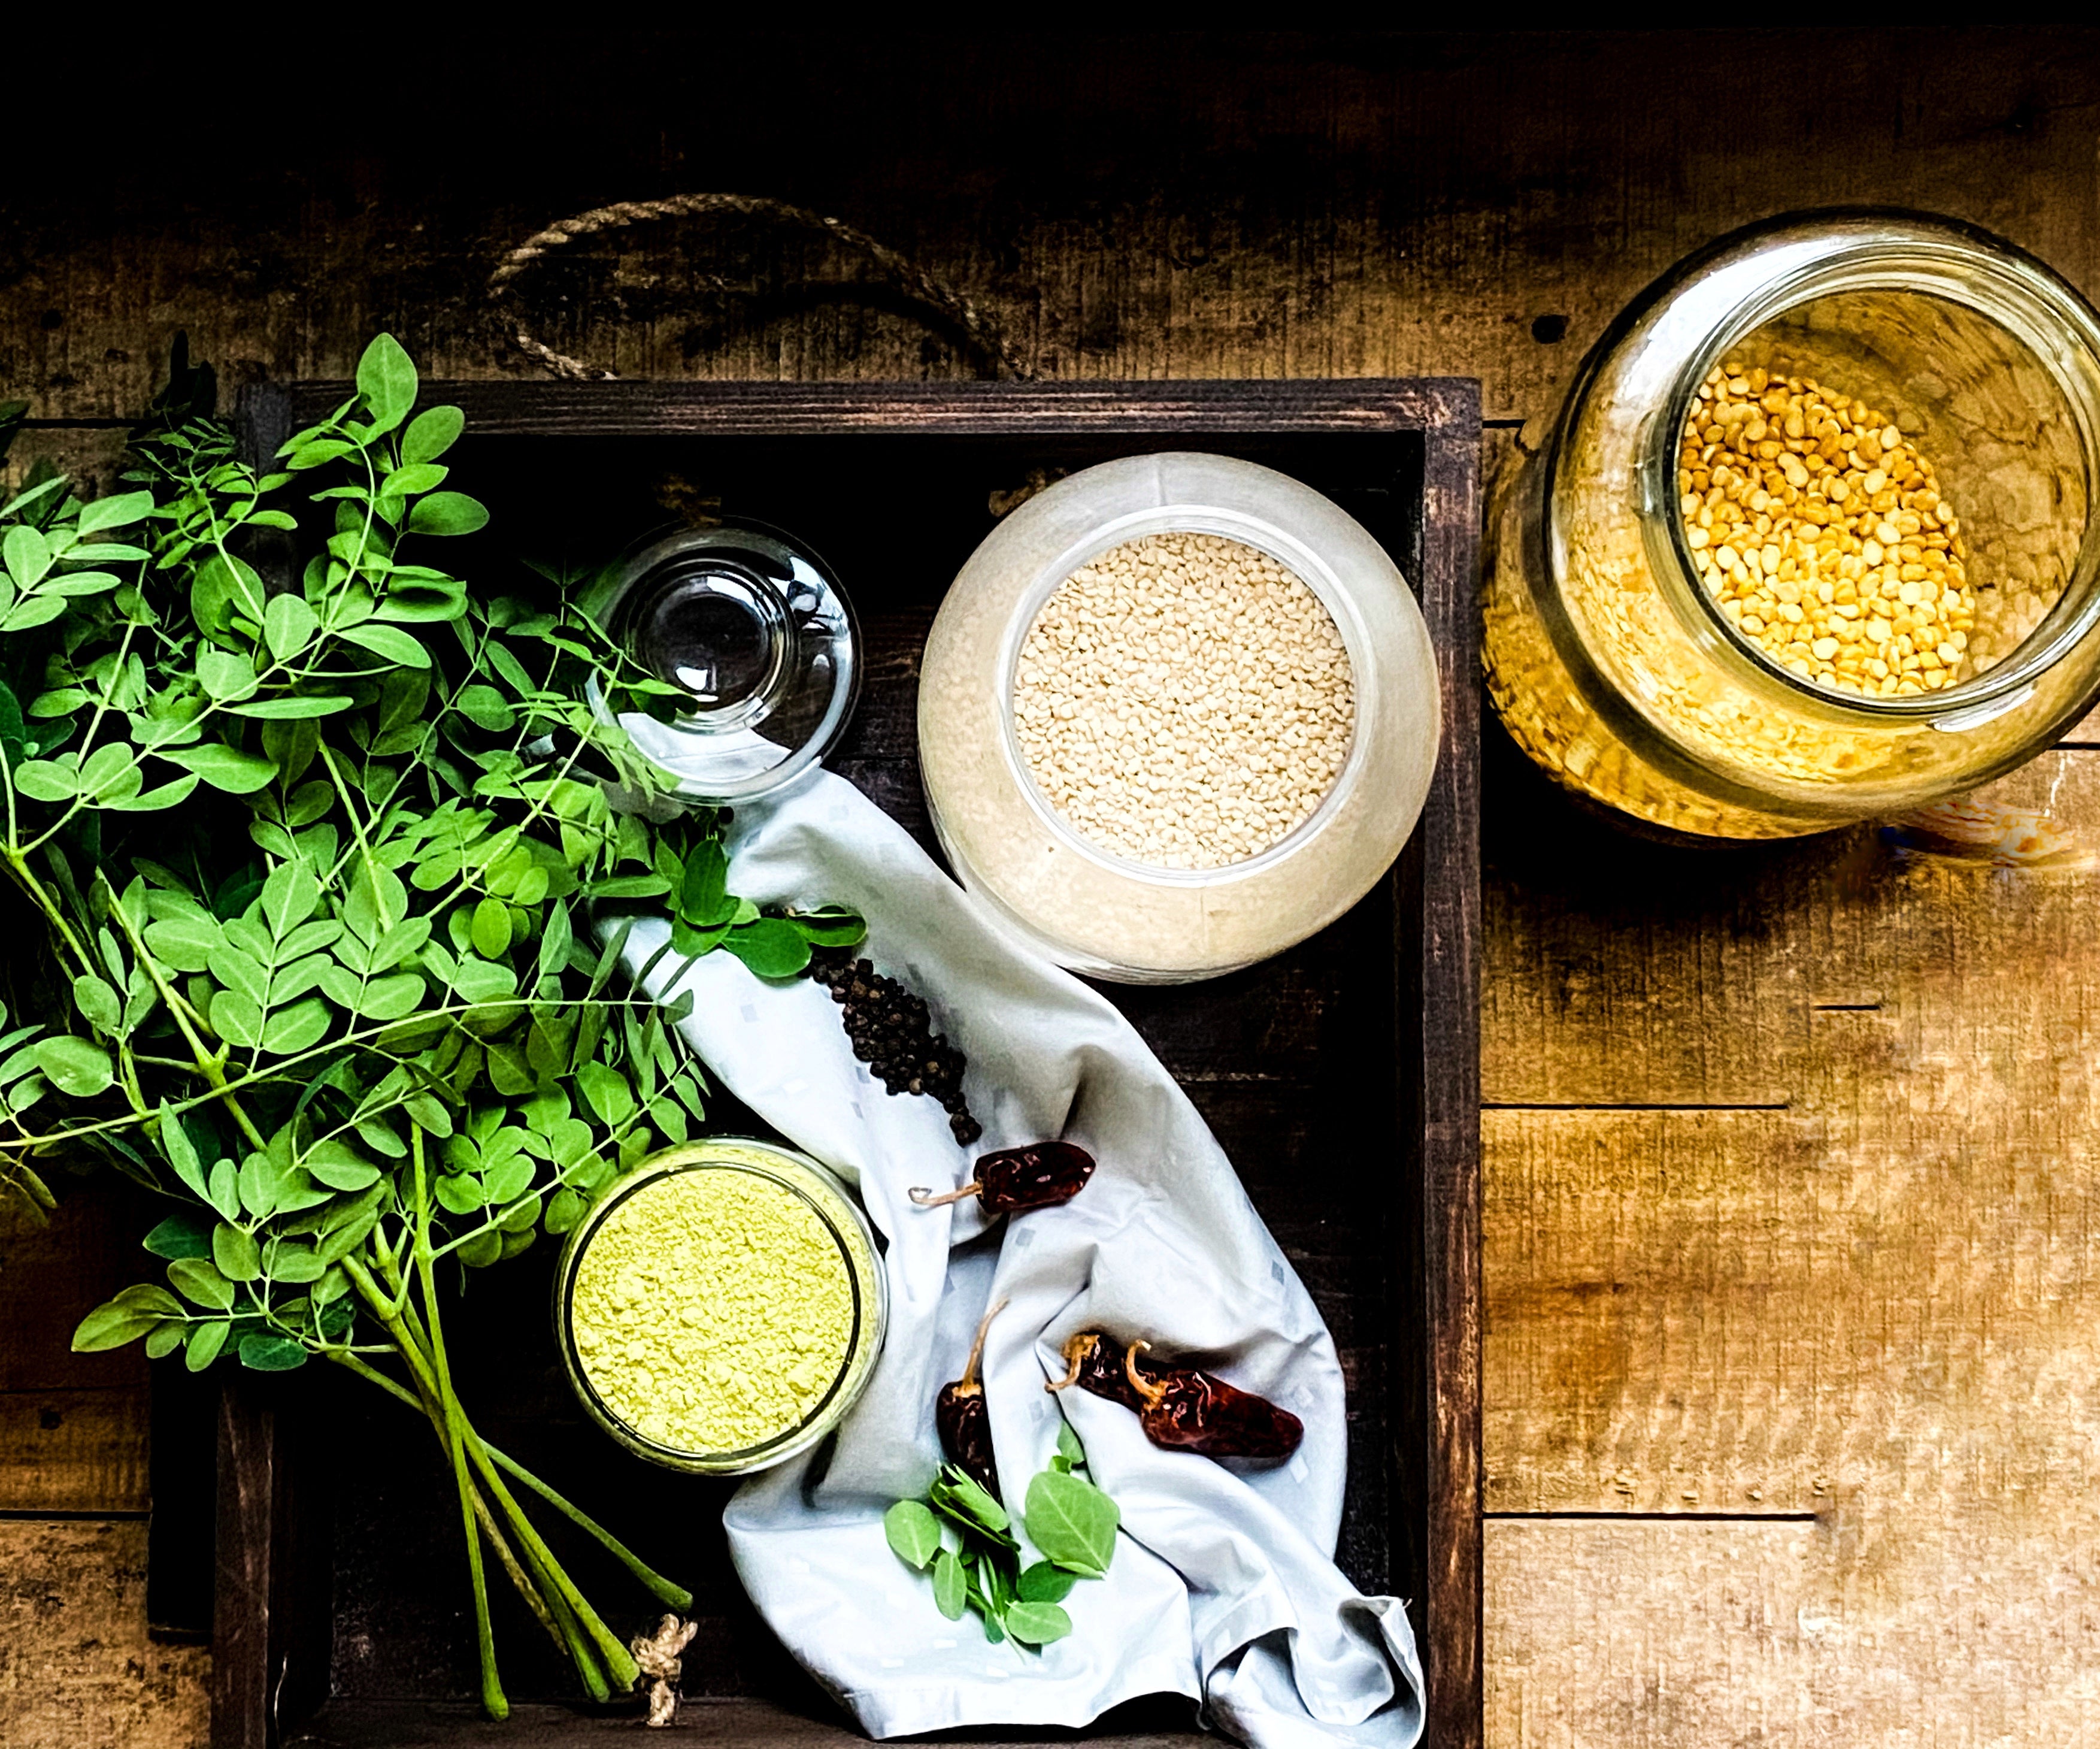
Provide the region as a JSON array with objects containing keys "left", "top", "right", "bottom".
[{"left": 806, "top": 947, "right": 980, "bottom": 1143}]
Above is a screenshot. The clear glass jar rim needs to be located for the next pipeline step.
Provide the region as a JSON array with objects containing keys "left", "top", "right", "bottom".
[{"left": 1633, "top": 211, "right": 2100, "bottom": 722}]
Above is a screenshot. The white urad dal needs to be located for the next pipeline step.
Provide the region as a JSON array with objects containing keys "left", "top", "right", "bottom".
[{"left": 1013, "top": 532, "right": 1355, "bottom": 870}]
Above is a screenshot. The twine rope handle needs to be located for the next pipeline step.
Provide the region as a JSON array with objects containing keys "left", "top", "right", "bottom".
[{"left": 486, "top": 192, "right": 1032, "bottom": 381}]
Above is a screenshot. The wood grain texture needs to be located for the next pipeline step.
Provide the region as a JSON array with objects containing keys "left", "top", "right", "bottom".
[
  {"left": 1483, "top": 748, "right": 2100, "bottom": 1743},
  {"left": 0, "top": 1519, "right": 208, "bottom": 1749},
  {"left": 8, "top": 31, "right": 2100, "bottom": 420},
  {"left": 8, "top": 24, "right": 2100, "bottom": 1749},
  {"left": 0, "top": 1184, "right": 153, "bottom": 1513},
  {"left": 1486, "top": 1515, "right": 2100, "bottom": 1748},
  {"left": 284, "top": 1697, "right": 1202, "bottom": 1747}
]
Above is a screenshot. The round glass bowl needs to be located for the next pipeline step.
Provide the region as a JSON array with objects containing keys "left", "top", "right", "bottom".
[
  {"left": 551, "top": 1139, "right": 886, "bottom": 1476},
  {"left": 1483, "top": 208, "right": 2100, "bottom": 839},
  {"left": 585, "top": 519, "right": 860, "bottom": 804},
  {"left": 918, "top": 452, "right": 1443, "bottom": 983}
]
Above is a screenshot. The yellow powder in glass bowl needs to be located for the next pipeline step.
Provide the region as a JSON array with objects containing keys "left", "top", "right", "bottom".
[{"left": 565, "top": 1161, "right": 865, "bottom": 1461}]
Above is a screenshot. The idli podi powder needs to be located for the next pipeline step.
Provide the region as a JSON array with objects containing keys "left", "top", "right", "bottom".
[{"left": 568, "top": 1164, "right": 860, "bottom": 1457}]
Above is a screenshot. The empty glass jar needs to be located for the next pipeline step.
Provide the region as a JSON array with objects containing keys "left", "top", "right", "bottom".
[{"left": 1484, "top": 210, "right": 2100, "bottom": 837}]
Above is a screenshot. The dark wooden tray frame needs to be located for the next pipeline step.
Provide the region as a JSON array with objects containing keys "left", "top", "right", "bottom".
[{"left": 211, "top": 379, "right": 1483, "bottom": 1748}]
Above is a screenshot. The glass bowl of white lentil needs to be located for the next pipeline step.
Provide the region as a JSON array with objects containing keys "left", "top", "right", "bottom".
[
  {"left": 1483, "top": 208, "right": 2100, "bottom": 839},
  {"left": 551, "top": 1138, "right": 887, "bottom": 1475},
  {"left": 919, "top": 452, "right": 1441, "bottom": 982}
]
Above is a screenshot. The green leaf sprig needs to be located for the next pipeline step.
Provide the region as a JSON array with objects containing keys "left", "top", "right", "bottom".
[
  {"left": 883, "top": 1420, "right": 1118, "bottom": 1648},
  {"left": 0, "top": 334, "right": 886, "bottom": 1718},
  {"left": 601, "top": 815, "right": 865, "bottom": 980}
]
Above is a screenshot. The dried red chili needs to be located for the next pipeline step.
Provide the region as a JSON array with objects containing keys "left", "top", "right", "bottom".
[
  {"left": 935, "top": 1299, "right": 1006, "bottom": 1500},
  {"left": 1043, "top": 1330, "right": 1146, "bottom": 1411},
  {"left": 910, "top": 1141, "right": 1095, "bottom": 1216},
  {"left": 1120, "top": 1340, "right": 1304, "bottom": 1461}
]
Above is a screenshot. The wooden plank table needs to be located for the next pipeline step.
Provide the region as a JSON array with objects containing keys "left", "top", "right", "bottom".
[{"left": 7, "top": 28, "right": 2100, "bottom": 1745}]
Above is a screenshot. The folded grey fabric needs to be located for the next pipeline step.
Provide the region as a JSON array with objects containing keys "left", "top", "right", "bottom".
[{"left": 622, "top": 770, "right": 1424, "bottom": 1747}]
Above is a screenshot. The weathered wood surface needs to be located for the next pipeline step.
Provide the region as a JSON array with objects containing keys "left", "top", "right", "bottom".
[
  {"left": 0, "top": 1185, "right": 151, "bottom": 1513},
  {"left": 10, "top": 26, "right": 2100, "bottom": 1748},
  {"left": 0, "top": 1520, "right": 208, "bottom": 1748}
]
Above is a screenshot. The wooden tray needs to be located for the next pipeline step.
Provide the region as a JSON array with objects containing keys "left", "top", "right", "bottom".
[{"left": 206, "top": 380, "right": 1483, "bottom": 1747}]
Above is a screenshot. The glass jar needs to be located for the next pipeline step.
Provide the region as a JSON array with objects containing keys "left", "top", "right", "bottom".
[
  {"left": 583, "top": 519, "right": 860, "bottom": 805},
  {"left": 919, "top": 452, "right": 1442, "bottom": 982},
  {"left": 551, "top": 1138, "right": 886, "bottom": 1475},
  {"left": 1483, "top": 210, "right": 2100, "bottom": 838}
]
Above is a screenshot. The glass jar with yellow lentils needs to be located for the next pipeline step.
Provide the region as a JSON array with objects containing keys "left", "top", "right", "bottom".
[{"left": 1484, "top": 210, "right": 2100, "bottom": 839}]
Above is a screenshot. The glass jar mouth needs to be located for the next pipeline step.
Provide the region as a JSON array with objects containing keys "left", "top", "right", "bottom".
[
  {"left": 995, "top": 505, "right": 1371, "bottom": 885},
  {"left": 1635, "top": 211, "right": 2100, "bottom": 725},
  {"left": 553, "top": 1143, "right": 884, "bottom": 1474},
  {"left": 582, "top": 518, "right": 862, "bottom": 804}
]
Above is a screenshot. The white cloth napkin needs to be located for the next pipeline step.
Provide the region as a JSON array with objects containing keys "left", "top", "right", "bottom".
[{"left": 622, "top": 770, "right": 1425, "bottom": 1747}]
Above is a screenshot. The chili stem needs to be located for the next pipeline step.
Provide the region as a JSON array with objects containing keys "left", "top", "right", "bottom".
[
  {"left": 1122, "top": 1339, "right": 1168, "bottom": 1411},
  {"left": 960, "top": 1298, "right": 1007, "bottom": 1391}
]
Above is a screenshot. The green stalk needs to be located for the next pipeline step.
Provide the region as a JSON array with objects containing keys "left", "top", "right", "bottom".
[
  {"left": 371, "top": 1216, "right": 625, "bottom": 1700},
  {"left": 327, "top": 1345, "right": 570, "bottom": 1663},
  {"left": 408, "top": 1133, "right": 507, "bottom": 1720},
  {"left": 484, "top": 1446, "right": 693, "bottom": 1612},
  {"left": 392, "top": 1257, "right": 643, "bottom": 1690},
  {"left": 334, "top": 1329, "right": 689, "bottom": 1612}
]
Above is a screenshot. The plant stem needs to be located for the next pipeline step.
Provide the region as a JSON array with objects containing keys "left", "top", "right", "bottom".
[
  {"left": 388, "top": 1254, "right": 643, "bottom": 1690},
  {"left": 332, "top": 1335, "right": 690, "bottom": 1612},
  {"left": 484, "top": 1447, "right": 693, "bottom": 1612},
  {"left": 324, "top": 1346, "right": 569, "bottom": 1661},
  {"left": 409, "top": 1131, "right": 507, "bottom": 1721}
]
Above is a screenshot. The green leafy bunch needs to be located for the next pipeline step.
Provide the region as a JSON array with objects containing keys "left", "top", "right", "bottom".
[
  {"left": 0, "top": 335, "right": 858, "bottom": 1715},
  {"left": 650, "top": 819, "right": 866, "bottom": 977},
  {"left": 883, "top": 1420, "right": 1121, "bottom": 1648}
]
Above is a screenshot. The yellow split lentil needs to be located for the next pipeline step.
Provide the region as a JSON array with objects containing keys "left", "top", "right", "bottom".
[
  {"left": 569, "top": 1168, "right": 854, "bottom": 1456},
  {"left": 1680, "top": 363, "right": 1977, "bottom": 697}
]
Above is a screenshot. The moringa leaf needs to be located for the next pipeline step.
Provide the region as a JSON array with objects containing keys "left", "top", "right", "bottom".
[
  {"left": 1017, "top": 1560, "right": 1078, "bottom": 1604},
  {"left": 32, "top": 1036, "right": 114, "bottom": 1097},
  {"left": 185, "top": 1321, "right": 230, "bottom": 1371},
  {"left": 406, "top": 491, "right": 489, "bottom": 537},
  {"left": 72, "top": 973, "right": 122, "bottom": 1035},
  {"left": 470, "top": 895, "right": 511, "bottom": 960},
  {"left": 883, "top": 1500, "right": 943, "bottom": 1571},
  {"left": 262, "top": 997, "right": 332, "bottom": 1055},
  {"left": 71, "top": 1299, "right": 163, "bottom": 1352},
  {"left": 168, "top": 1257, "right": 235, "bottom": 1311},
  {"left": 143, "top": 1209, "right": 214, "bottom": 1260},
  {"left": 356, "top": 333, "right": 419, "bottom": 434},
  {"left": 198, "top": 647, "right": 259, "bottom": 701},
  {"left": 238, "top": 1332, "right": 308, "bottom": 1371},
  {"left": 263, "top": 593, "right": 320, "bottom": 661},
  {"left": 338, "top": 622, "right": 431, "bottom": 668},
  {"left": 226, "top": 695, "right": 354, "bottom": 720},
  {"left": 1023, "top": 1467, "right": 1120, "bottom": 1578},
  {"left": 401, "top": 404, "right": 465, "bottom": 465},
  {"left": 721, "top": 917, "right": 812, "bottom": 980},
  {"left": 162, "top": 743, "right": 277, "bottom": 794},
  {"left": 213, "top": 1223, "right": 262, "bottom": 1282},
  {"left": 932, "top": 1547, "right": 968, "bottom": 1620},
  {"left": 1001, "top": 1601, "right": 1072, "bottom": 1646},
  {"left": 677, "top": 839, "right": 731, "bottom": 926}
]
